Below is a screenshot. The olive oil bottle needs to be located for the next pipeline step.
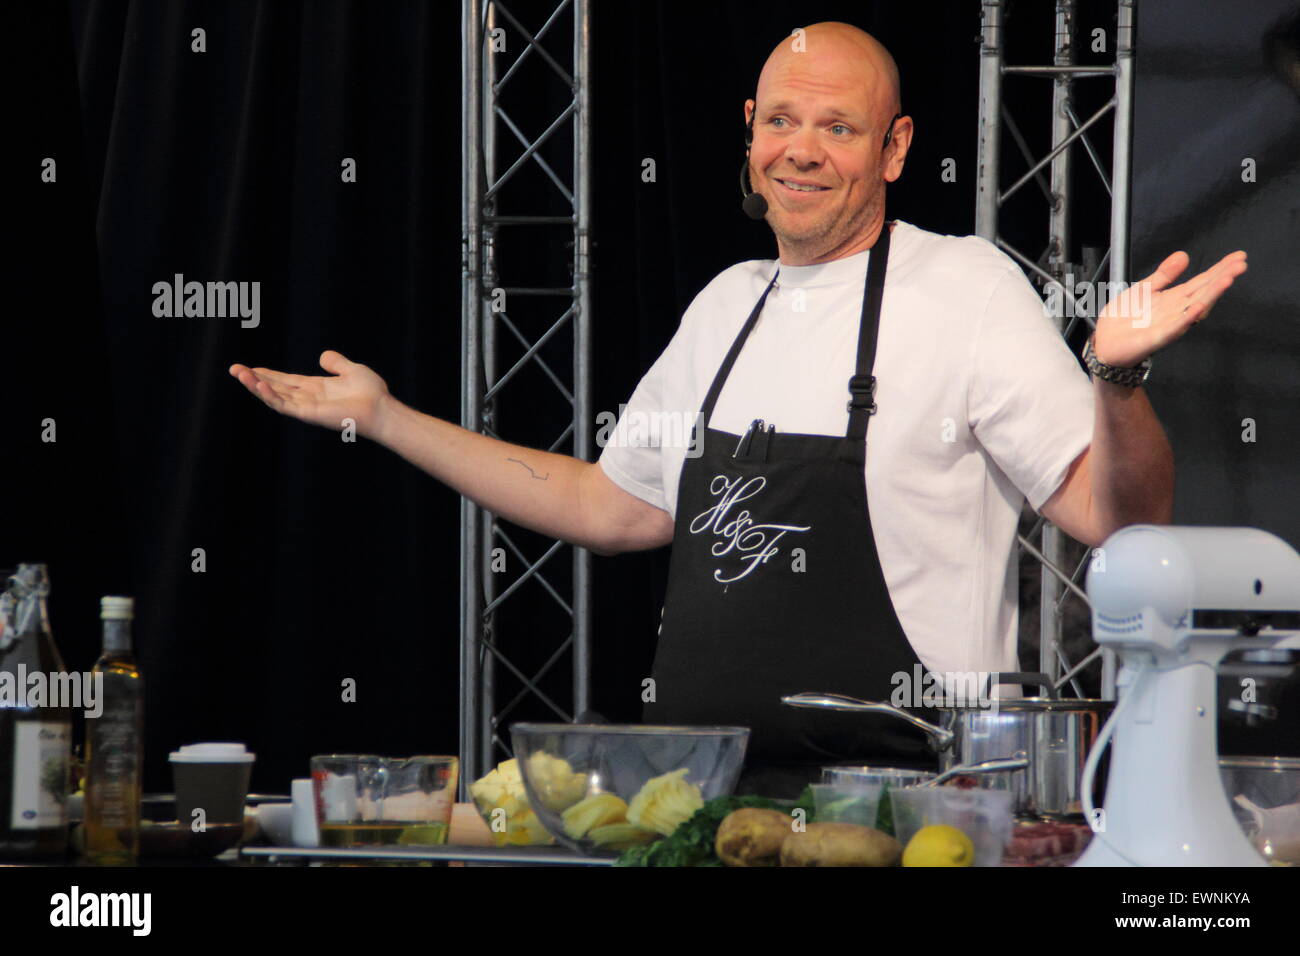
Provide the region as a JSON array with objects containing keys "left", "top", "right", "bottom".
[
  {"left": 84, "top": 596, "right": 143, "bottom": 865},
  {"left": 0, "top": 564, "right": 73, "bottom": 860}
]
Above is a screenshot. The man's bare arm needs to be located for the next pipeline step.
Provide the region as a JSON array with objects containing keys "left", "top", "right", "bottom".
[
  {"left": 371, "top": 397, "right": 674, "bottom": 555},
  {"left": 1041, "top": 383, "right": 1175, "bottom": 548},
  {"left": 1041, "top": 249, "right": 1246, "bottom": 546},
  {"left": 229, "top": 351, "right": 674, "bottom": 555}
]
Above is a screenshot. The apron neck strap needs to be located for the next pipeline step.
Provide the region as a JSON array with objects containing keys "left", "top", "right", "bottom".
[
  {"left": 697, "top": 270, "right": 779, "bottom": 427},
  {"left": 696, "top": 222, "right": 893, "bottom": 437},
  {"left": 846, "top": 223, "right": 891, "bottom": 442}
]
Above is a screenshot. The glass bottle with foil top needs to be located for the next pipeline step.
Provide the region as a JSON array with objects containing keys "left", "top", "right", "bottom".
[
  {"left": 0, "top": 564, "right": 73, "bottom": 860},
  {"left": 85, "top": 596, "right": 143, "bottom": 864}
]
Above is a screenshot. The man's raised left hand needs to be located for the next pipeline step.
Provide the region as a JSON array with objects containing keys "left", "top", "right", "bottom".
[{"left": 1092, "top": 249, "right": 1248, "bottom": 368}]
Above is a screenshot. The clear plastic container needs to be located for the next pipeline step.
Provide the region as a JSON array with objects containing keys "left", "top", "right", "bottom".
[
  {"left": 891, "top": 786, "right": 1015, "bottom": 866},
  {"left": 811, "top": 783, "right": 883, "bottom": 828}
]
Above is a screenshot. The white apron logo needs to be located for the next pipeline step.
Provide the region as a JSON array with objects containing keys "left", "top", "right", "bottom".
[{"left": 689, "top": 475, "right": 810, "bottom": 584}]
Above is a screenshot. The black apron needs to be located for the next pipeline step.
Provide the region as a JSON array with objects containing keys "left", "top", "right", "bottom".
[{"left": 643, "top": 225, "right": 938, "bottom": 793}]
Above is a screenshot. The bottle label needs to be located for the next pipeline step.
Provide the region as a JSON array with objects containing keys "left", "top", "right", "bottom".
[
  {"left": 10, "top": 720, "right": 71, "bottom": 829},
  {"left": 87, "top": 680, "right": 142, "bottom": 827}
]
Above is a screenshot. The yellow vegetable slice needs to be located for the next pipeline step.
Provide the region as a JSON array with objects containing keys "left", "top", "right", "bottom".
[
  {"left": 472, "top": 759, "right": 555, "bottom": 846},
  {"left": 561, "top": 793, "right": 628, "bottom": 839},
  {"left": 588, "top": 822, "right": 659, "bottom": 850},
  {"left": 526, "top": 752, "right": 589, "bottom": 812},
  {"left": 626, "top": 768, "right": 704, "bottom": 836}
]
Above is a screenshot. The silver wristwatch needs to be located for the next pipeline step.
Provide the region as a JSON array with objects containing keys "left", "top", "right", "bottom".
[{"left": 1081, "top": 334, "right": 1151, "bottom": 387}]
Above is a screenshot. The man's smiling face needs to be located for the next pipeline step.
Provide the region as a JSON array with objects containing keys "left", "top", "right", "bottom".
[{"left": 745, "top": 24, "right": 909, "bottom": 265}]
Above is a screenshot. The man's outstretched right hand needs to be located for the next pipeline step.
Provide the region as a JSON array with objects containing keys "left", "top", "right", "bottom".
[
  {"left": 229, "top": 348, "right": 674, "bottom": 554},
  {"left": 228, "top": 350, "right": 392, "bottom": 438}
]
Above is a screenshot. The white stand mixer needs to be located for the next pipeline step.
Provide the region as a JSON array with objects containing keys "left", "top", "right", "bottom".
[{"left": 1075, "top": 525, "right": 1300, "bottom": 867}]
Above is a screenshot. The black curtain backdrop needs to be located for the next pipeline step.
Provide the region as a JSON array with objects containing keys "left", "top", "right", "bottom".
[{"left": 9, "top": 0, "right": 1295, "bottom": 795}]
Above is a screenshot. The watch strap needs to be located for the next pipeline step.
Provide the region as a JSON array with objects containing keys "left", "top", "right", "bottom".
[{"left": 1082, "top": 334, "right": 1151, "bottom": 387}]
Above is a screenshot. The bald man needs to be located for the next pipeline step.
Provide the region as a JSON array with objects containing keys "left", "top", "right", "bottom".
[{"left": 232, "top": 23, "right": 1246, "bottom": 793}]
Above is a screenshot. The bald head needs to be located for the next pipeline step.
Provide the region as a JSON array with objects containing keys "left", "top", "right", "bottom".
[
  {"left": 743, "top": 22, "right": 911, "bottom": 264},
  {"left": 757, "top": 22, "right": 901, "bottom": 121}
]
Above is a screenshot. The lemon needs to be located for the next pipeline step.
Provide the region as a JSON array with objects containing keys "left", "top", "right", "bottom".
[{"left": 902, "top": 824, "right": 975, "bottom": 867}]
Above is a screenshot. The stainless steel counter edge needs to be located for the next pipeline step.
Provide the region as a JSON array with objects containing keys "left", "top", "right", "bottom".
[{"left": 239, "top": 845, "right": 616, "bottom": 865}]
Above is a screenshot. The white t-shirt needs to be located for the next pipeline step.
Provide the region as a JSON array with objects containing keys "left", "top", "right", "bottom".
[{"left": 598, "top": 220, "right": 1094, "bottom": 679}]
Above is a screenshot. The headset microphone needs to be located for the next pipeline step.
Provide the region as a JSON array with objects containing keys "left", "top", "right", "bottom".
[
  {"left": 740, "top": 113, "right": 768, "bottom": 219},
  {"left": 741, "top": 179, "right": 769, "bottom": 219}
]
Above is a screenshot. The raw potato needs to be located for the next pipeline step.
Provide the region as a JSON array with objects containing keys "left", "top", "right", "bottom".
[
  {"left": 779, "top": 822, "right": 902, "bottom": 867},
  {"left": 715, "top": 808, "right": 793, "bottom": 867}
]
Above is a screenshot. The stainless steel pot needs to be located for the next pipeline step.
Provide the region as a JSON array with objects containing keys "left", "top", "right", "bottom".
[{"left": 784, "top": 673, "right": 1112, "bottom": 820}]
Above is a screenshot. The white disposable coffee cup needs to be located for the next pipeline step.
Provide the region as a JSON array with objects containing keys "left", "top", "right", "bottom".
[{"left": 168, "top": 742, "right": 256, "bottom": 826}]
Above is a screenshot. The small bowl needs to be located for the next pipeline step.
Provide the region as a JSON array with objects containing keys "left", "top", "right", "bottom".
[
  {"left": 255, "top": 803, "right": 294, "bottom": 846},
  {"left": 1220, "top": 757, "right": 1300, "bottom": 865},
  {"left": 891, "top": 787, "right": 1014, "bottom": 867},
  {"left": 822, "top": 767, "right": 937, "bottom": 789},
  {"left": 822, "top": 768, "right": 937, "bottom": 835},
  {"left": 140, "top": 822, "right": 246, "bottom": 859},
  {"left": 510, "top": 723, "right": 749, "bottom": 855}
]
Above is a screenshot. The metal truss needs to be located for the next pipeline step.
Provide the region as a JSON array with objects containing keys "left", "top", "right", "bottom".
[
  {"left": 976, "top": 0, "right": 1136, "bottom": 700},
  {"left": 461, "top": 0, "right": 592, "bottom": 793}
]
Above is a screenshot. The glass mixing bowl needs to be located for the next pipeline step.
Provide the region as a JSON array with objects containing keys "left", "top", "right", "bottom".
[{"left": 509, "top": 723, "right": 749, "bottom": 855}]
